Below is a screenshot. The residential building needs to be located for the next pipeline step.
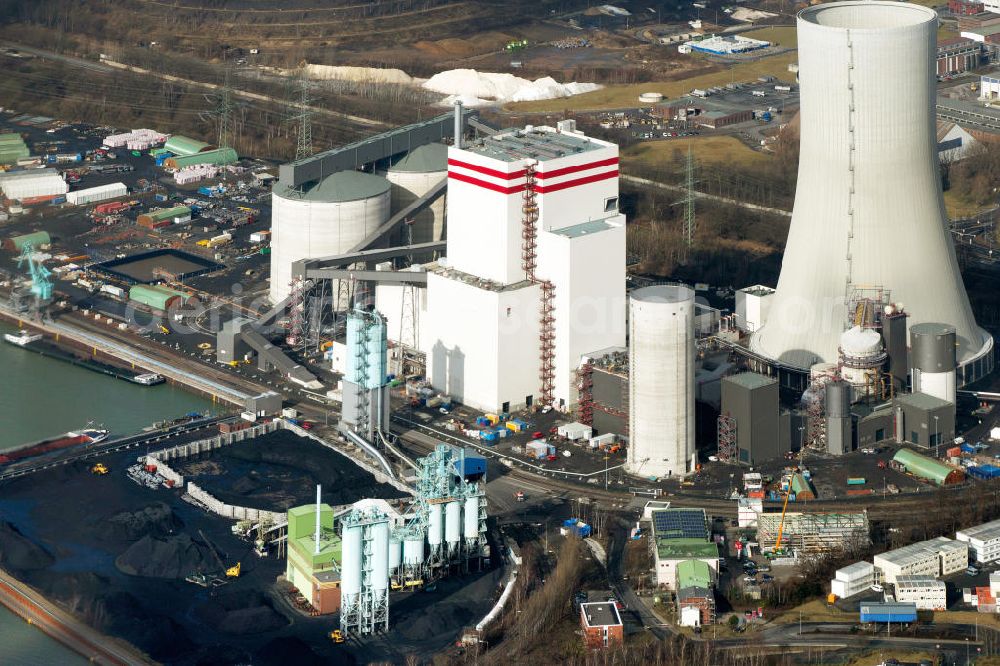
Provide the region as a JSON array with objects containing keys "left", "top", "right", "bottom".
[
  {"left": 580, "top": 602, "right": 623, "bottom": 649},
  {"left": 650, "top": 508, "right": 718, "bottom": 588},
  {"left": 676, "top": 559, "right": 716, "bottom": 626},
  {"left": 893, "top": 575, "right": 947, "bottom": 610},
  {"left": 874, "top": 537, "right": 969, "bottom": 585},
  {"left": 956, "top": 518, "right": 1000, "bottom": 563},
  {"left": 949, "top": 0, "right": 985, "bottom": 15}
]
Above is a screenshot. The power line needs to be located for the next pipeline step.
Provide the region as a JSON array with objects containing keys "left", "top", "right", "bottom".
[{"left": 672, "top": 146, "right": 699, "bottom": 260}]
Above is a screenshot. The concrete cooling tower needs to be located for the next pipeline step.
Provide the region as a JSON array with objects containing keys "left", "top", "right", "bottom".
[{"left": 750, "top": 1, "right": 992, "bottom": 383}]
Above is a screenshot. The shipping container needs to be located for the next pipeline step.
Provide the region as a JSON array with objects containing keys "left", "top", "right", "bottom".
[
  {"left": 846, "top": 477, "right": 867, "bottom": 486},
  {"left": 99, "top": 284, "right": 125, "bottom": 299},
  {"left": 946, "top": 446, "right": 963, "bottom": 458}
]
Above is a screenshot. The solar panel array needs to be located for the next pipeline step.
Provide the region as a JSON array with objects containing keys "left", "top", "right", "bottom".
[{"left": 652, "top": 509, "right": 708, "bottom": 540}]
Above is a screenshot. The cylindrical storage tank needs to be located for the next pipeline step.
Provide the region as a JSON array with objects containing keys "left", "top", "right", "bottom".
[
  {"left": 463, "top": 496, "right": 480, "bottom": 541},
  {"left": 749, "top": 1, "right": 991, "bottom": 380},
  {"left": 269, "top": 171, "right": 391, "bottom": 304},
  {"left": 627, "top": 285, "right": 695, "bottom": 478},
  {"left": 371, "top": 520, "right": 390, "bottom": 592},
  {"left": 838, "top": 326, "right": 887, "bottom": 398},
  {"left": 427, "top": 503, "right": 443, "bottom": 548},
  {"left": 825, "top": 379, "right": 851, "bottom": 419},
  {"left": 388, "top": 535, "right": 402, "bottom": 572},
  {"left": 810, "top": 362, "right": 839, "bottom": 384},
  {"left": 381, "top": 143, "right": 447, "bottom": 248},
  {"left": 341, "top": 523, "right": 363, "bottom": 599},
  {"left": 403, "top": 535, "right": 425, "bottom": 566},
  {"left": 445, "top": 500, "right": 462, "bottom": 552},
  {"left": 911, "top": 323, "right": 957, "bottom": 404}
]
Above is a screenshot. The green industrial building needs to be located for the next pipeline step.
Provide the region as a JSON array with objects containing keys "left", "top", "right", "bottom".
[
  {"left": 285, "top": 503, "right": 344, "bottom": 615},
  {"left": 164, "top": 147, "right": 238, "bottom": 169},
  {"left": 129, "top": 285, "right": 181, "bottom": 311},
  {"left": 0, "top": 133, "right": 30, "bottom": 165},
  {"left": 5, "top": 230, "right": 51, "bottom": 251},
  {"left": 163, "top": 135, "right": 211, "bottom": 157},
  {"left": 893, "top": 448, "right": 964, "bottom": 485}
]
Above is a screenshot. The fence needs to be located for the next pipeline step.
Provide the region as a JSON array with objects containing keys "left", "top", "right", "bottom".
[{"left": 186, "top": 482, "right": 286, "bottom": 524}]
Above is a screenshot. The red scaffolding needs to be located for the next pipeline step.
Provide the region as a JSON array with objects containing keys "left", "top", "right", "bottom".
[{"left": 522, "top": 163, "right": 555, "bottom": 406}]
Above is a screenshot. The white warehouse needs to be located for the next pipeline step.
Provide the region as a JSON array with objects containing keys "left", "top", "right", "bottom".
[
  {"left": 417, "top": 121, "right": 626, "bottom": 413},
  {"left": 874, "top": 537, "right": 968, "bottom": 585},
  {"left": 956, "top": 518, "right": 1000, "bottom": 564},
  {"left": 893, "top": 575, "right": 946, "bottom": 611}
]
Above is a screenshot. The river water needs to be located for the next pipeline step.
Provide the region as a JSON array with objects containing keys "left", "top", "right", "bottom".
[{"left": 0, "top": 320, "right": 214, "bottom": 661}]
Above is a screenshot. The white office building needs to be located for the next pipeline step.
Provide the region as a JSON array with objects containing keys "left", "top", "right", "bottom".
[
  {"left": 874, "top": 537, "right": 968, "bottom": 585},
  {"left": 956, "top": 518, "right": 1000, "bottom": 564},
  {"left": 893, "top": 575, "right": 947, "bottom": 611},
  {"left": 831, "top": 561, "right": 875, "bottom": 599}
]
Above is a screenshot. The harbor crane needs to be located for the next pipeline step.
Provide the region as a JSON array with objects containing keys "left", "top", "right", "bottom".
[{"left": 16, "top": 243, "right": 53, "bottom": 316}]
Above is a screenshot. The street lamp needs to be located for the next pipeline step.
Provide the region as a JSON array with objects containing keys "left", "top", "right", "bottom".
[{"left": 934, "top": 415, "right": 940, "bottom": 458}]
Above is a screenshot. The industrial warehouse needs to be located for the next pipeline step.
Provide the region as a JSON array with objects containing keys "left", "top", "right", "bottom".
[{"left": 3, "top": 0, "right": 1000, "bottom": 663}]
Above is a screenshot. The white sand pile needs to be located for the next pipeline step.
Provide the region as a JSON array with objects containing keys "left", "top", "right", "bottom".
[
  {"left": 731, "top": 8, "right": 777, "bottom": 22},
  {"left": 423, "top": 69, "right": 600, "bottom": 106},
  {"left": 302, "top": 64, "right": 413, "bottom": 84}
]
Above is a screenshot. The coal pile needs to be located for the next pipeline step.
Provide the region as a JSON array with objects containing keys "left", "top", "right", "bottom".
[
  {"left": 115, "top": 533, "right": 217, "bottom": 579},
  {"left": 177, "top": 429, "right": 406, "bottom": 510},
  {"left": 195, "top": 590, "right": 289, "bottom": 635},
  {"left": 99, "top": 502, "right": 183, "bottom": 541},
  {"left": 0, "top": 521, "right": 54, "bottom": 571},
  {"left": 253, "top": 637, "right": 329, "bottom": 666}
]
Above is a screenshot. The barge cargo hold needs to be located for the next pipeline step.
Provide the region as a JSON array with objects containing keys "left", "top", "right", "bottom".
[
  {"left": 0, "top": 428, "right": 109, "bottom": 465},
  {"left": 4, "top": 330, "right": 164, "bottom": 386}
]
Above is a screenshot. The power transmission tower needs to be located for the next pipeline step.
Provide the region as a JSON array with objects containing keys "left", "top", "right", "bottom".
[
  {"left": 673, "top": 146, "right": 698, "bottom": 260},
  {"left": 215, "top": 68, "right": 235, "bottom": 150},
  {"left": 283, "top": 76, "right": 315, "bottom": 161}
]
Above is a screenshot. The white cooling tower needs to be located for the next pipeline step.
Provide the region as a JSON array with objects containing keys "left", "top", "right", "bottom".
[
  {"left": 382, "top": 143, "right": 447, "bottom": 245},
  {"left": 626, "top": 285, "right": 695, "bottom": 479},
  {"left": 750, "top": 1, "right": 992, "bottom": 381},
  {"left": 269, "top": 171, "right": 391, "bottom": 303}
]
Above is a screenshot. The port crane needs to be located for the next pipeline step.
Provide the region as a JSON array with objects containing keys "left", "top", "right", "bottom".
[{"left": 11, "top": 243, "right": 52, "bottom": 315}]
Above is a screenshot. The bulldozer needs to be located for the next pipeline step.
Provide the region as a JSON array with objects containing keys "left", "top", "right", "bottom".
[
  {"left": 226, "top": 562, "right": 241, "bottom": 578},
  {"left": 329, "top": 629, "right": 345, "bottom": 644},
  {"left": 91, "top": 463, "right": 109, "bottom": 475}
]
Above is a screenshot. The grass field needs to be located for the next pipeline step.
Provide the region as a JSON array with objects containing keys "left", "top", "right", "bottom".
[
  {"left": 944, "top": 189, "right": 992, "bottom": 219},
  {"left": 506, "top": 51, "right": 799, "bottom": 113},
  {"left": 622, "top": 135, "right": 771, "bottom": 170},
  {"left": 743, "top": 26, "right": 798, "bottom": 49}
]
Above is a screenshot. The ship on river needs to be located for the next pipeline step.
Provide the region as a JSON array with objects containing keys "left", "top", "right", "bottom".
[{"left": 4, "top": 330, "right": 164, "bottom": 386}]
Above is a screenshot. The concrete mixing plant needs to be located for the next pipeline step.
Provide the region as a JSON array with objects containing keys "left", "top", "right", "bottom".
[{"left": 749, "top": 1, "right": 993, "bottom": 384}]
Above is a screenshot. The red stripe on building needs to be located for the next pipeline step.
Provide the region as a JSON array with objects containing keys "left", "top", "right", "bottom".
[
  {"left": 535, "top": 157, "right": 619, "bottom": 180},
  {"left": 447, "top": 158, "right": 526, "bottom": 181},
  {"left": 448, "top": 170, "right": 526, "bottom": 194},
  {"left": 533, "top": 169, "right": 618, "bottom": 193}
]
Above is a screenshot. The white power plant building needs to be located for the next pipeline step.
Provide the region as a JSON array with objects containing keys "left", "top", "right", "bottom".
[
  {"left": 750, "top": 1, "right": 993, "bottom": 384},
  {"left": 420, "top": 120, "right": 626, "bottom": 412},
  {"left": 627, "top": 285, "right": 696, "bottom": 478}
]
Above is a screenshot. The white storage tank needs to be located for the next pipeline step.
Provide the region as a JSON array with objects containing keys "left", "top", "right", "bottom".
[
  {"left": 269, "top": 170, "right": 391, "bottom": 304},
  {"left": 626, "top": 285, "right": 695, "bottom": 478},
  {"left": 911, "top": 322, "right": 958, "bottom": 404},
  {"left": 388, "top": 535, "right": 402, "bottom": 572},
  {"left": 838, "top": 326, "right": 887, "bottom": 399},
  {"left": 341, "top": 523, "right": 363, "bottom": 602},
  {"left": 463, "top": 495, "right": 480, "bottom": 542},
  {"left": 403, "top": 535, "right": 425, "bottom": 567},
  {"left": 381, "top": 143, "right": 447, "bottom": 246},
  {"left": 445, "top": 500, "right": 462, "bottom": 554},
  {"left": 371, "top": 519, "right": 390, "bottom": 593},
  {"left": 427, "top": 503, "right": 443, "bottom": 551}
]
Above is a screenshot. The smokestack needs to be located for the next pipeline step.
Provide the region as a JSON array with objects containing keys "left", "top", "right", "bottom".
[
  {"left": 750, "top": 1, "right": 991, "bottom": 383},
  {"left": 314, "top": 484, "right": 321, "bottom": 554},
  {"left": 453, "top": 100, "right": 463, "bottom": 150}
]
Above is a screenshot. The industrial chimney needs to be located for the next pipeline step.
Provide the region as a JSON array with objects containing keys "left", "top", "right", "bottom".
[{"left": 750, "top": 1, "right": 992, "bottom": 384}]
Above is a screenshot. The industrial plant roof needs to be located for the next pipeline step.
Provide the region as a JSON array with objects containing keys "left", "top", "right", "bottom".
[
  {"left": 677, "top": 559, "right": 712, "bottom": 589},
  {"left": 580, "top": 602, "right": 622, "bottom": 627},
  {"left": 274, "top": 170, "right": 391, "bottom": 203},
  {"left": 895, "top": 392, "right": 952, "bottom": 411},
  {"left": 651, "top": 508, "right": 708, "bottom": 540},
  {"left": 836, "top": 561, "right": 874, "bottom": 578},
  {"left": 957, "top": 518, "right": 1000, "bottom": 542},
  {"left": 892, "top": 448, "right": 959, "bottom": 486},
  {"left": 464, "top": 127, "right": 604, "bottom": 162},
  {"left": 388, "top": 142, "right": 447, "bottom": 173},
  {"left": 874, "top": 536, "right": 966, "bottom": 568},
  {"left": 656, "top": 539, "right": 719, "bottom": 560},
  {"left": 724, "top": 372, "right": 777, "bottom": 390},
  {"left": 553, "top": 218, "right": 619, "bottom": 239},
  {"left": 168, "top": 147, "right": 238, "bottom": 169},
  {"left": 163, "top": 135, "right": 211, "bottom": 156},
  {"left": 894, "top": 575, "right": 945, "bottom": 590}
]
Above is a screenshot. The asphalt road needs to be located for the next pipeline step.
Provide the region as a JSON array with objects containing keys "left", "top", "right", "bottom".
[{"left": 0, "top": 41, "right": 115, "bottom": 74}]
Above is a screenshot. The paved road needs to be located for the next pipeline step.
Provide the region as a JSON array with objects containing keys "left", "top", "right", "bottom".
[
  {"left": 0, "top": 41, "right": 114, "bottom": 74},
  {"left": 621, "top": 174, "right": 792, "bottom": 218}
]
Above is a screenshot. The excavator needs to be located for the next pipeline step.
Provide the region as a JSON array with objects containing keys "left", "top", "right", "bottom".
[
  {"left": 199, "top": 529, "right": 241, "bottom": 580},
  {"left": 91, "top": 463, "right": 109, "bottom": 475}
]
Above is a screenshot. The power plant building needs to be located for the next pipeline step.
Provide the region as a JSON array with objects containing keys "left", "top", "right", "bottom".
[
  {"left": 749, "top": 1, "right": 993, "bottom": 385},
  {"left": 718, "top": 372, "right": 781, "bottom": 465},
  {"left": 285, "top": 502, "right": 343, "bottom": 615}
]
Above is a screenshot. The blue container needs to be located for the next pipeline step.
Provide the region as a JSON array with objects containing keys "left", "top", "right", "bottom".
[
  {"left": 962, "top": 443, "right": 977, "bottom": 454},
  {"left": 482, "top": 431, "right": 497, "bottom": 442},
  {"left": 476, "top": 416, "right": 490, "bottom": 427}
]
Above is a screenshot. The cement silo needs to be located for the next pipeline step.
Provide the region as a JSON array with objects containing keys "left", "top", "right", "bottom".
[
  {"left": 626, "top": 285, "right": 695, "bottom": 478},
  {"left": 427, "top": 503, "right": 443, "bottom": 561},
  {"left": 269, "top": 171, "right": 391, "bottom": 304},
  {"left": 381, "top": 143, "right": 447, "bottom": 246},
  {"left": 388, "top": 534, "right": 402, "bottom": 575},
  {"left": 911, "top": 323, "right": 957, "bottom": 404},
  {"left": 463, "top": 495, "right": 479, "bottom": 545},
  {"left": 445, "top": 500, "right": 462, "bottom": 558},
  {"left": 750, "top": 1, "right": 992, "bottom": 383},
  {"left": 403, "top": 532, "right": 425, "bottom": 575},
  {"left": 370, "top": 519, "right": 390, "bottom": 626},
  {"left": 340, "top": 522, "right": 362, "bottom": 626}
]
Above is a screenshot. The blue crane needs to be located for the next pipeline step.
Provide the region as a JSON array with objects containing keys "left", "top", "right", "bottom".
[{"left": 17, "top": 242, "right": 52, "bottom": 302}]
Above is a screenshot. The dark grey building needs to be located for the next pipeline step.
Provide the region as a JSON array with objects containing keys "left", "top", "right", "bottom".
[
  {"left": 893, "top": 392, "right": 955, "bottom": 449},
  {"left": 854, "top": 404, "right": 894, "bottom": 450},
  {"left": 591, "top": 366, "right": 628, "bottom": 436},
  {"left": 720, "top": 372, "right": 781, "bottom": 465}
]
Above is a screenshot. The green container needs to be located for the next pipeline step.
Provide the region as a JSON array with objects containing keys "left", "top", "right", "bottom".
[{"left": 259, "top": 247, "right": 270, "bottom": 255}]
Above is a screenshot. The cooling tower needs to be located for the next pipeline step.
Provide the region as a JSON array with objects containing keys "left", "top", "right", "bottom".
[{"left": 750, "top": 1, "right": 992, "bottom": 381}]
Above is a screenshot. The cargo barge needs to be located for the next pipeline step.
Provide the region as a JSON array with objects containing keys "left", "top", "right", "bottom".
[
  {"left": 4, "top": 330, "right": 164, "bottom": 386},
  {"left": 0, "top": 427, "right": 109, "bottom": 465}
]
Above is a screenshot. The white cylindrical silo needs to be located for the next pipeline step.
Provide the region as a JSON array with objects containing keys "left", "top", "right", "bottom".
[
  {"left": 341, "top": 523, "right": 363, "bottom": 601},
  {"left": 371, "top": 519, "right": 390, "bottom": 592},
  {"left": 463, "top": 496, "right": 480, "bottom": 542},
  {"left": 750, "top": 1, "right": 991, "bottom": 382},
  {"left": 269, "top": 171, "right": 391, "bottom": 304},
  {"left": 403, "top": 535, "right": 425, "bottom": 567},
  {"left": 445, "top": 500, "right": 462, "bottom": 554},
  {"left": 381, "top": 143, "right": 447, "bottom": 246},
  {"left": 911, "top": 322, "right": 958, "bottom": 404},
  {"left": 626, "top": 285, "right": 695, "bottom": 479},
  {"left": 427, "top": 503, "right": 443, "bottom": 548},
  {"left": 388, "top": 535, "right": 402, "bottom": 573},
  {"left": 838, "top": 326, "right": 887, "bottom": 400}
]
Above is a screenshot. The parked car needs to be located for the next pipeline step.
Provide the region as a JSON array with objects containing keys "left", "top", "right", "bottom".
[{"left": 871, "top": 584, "right": 884, "bottom": 592}]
